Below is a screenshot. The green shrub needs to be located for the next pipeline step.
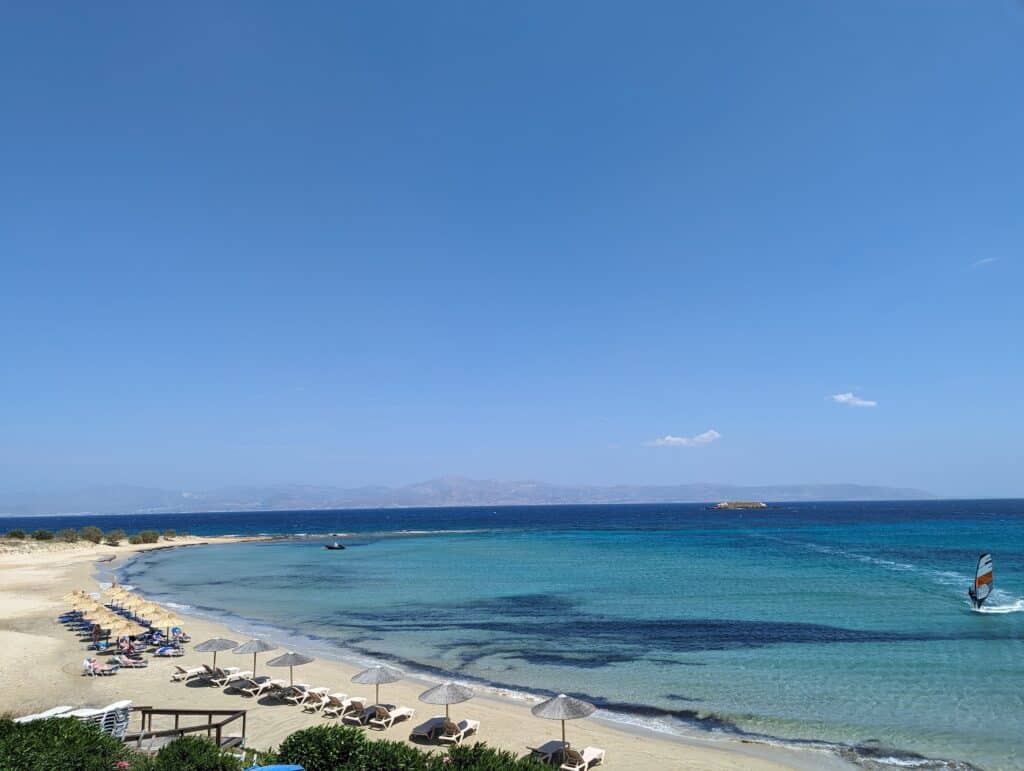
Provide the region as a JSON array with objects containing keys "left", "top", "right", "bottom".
[
  {"left": 0, "top": 716, "right": 132, "bottom": 771},
  {"left": 447, "top": 742, "right": 550, "bottom": 769},
  {"left": 4, "top": 529, "right": 26, "bottom": 539},
  {"left": 275, "top": 725, "right": 369, "bottom": 771},
  {"left": 31, "top": 529, "right": 54, "bottom": 541},
  {"left": 104, "top": 529, "right": 126, "bottom": 546},
  {"left": 57, "top": 528, "right": 79, "bottom": 543},
  {"left": 138, "top": 530, "right": 160, "bottom": 544},
  {"left": 128, "top": 534, "right": 143, "bottom": 545},
  {"left": 132, "top": 735, "right": 242, "bottom": 771},
  {"left": 79, "top": 525, "right": 103, "bottom": 544},
  {"left": 162, "top": 528, "right": 177, "bottom": 539},
  {"left": 359, "top": 738, "right": 435, "bottom": 769}
]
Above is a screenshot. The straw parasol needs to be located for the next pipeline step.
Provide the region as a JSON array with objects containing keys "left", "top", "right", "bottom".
[
  {"left": 146, "top": 609, "right": 183, "bottom": 639},
  {"left": 419, "top": 682, "right": 475, "bottom": 719},
  {"left": 267, "top": 651, "right": 314, "bottom": 686},
  {"left": 531, "top": 694, "right": 596, "bottom": 752},
  {"left": 194, "top": 638, "right": 238, "bottom": 669},
  {"left": 233, "top": 639, "right": 277, "bottom": 677},
  {"left": 106, "top": 619, "right": 146, "bottom": 638},
  {"left": 351, "top": 665, "right": 404, "bottom": 706}
]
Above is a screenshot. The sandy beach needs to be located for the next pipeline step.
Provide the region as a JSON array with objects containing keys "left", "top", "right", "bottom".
[{"left": 0, "top": 539, "right": 854, "bottom": 770}]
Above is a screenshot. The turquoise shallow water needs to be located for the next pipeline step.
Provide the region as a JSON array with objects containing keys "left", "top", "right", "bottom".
[{"left": 109, "top": 502, "right": 1024, "bottom": 769}]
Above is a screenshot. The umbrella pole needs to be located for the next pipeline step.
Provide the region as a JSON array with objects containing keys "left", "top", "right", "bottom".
[
  {"left": 253, "top": 652, "right": 257, "bottom": 678},
  {"left": 213, "top": 651, "right": 218, "bottom": 669},
  {"left": 562, "top": 719, "right": 566, "bottom": 750},
  {"left": 446, "top": 704, "right": 450, "bottom": 719},
  {"left": 376, "top": 684, "right": 380, "bottom": 705},
  {"left": 290, "top": 665, "right": 294, "bottom": 687}
]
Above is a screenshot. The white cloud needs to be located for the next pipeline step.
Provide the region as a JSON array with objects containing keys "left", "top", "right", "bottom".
[
  {"left": 971, "top": 257, "right": 998, "bottom": 268},
  {"left": 830, "top": 392, "right": 877, "bottom": 408},
  {"left": 647, "top": 429, "right": 721, "bottom": 447}
]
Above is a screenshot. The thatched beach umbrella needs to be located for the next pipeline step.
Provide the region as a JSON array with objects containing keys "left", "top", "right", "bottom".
[
  {"left": 194, "top": 638, "right": 238, "bottom": 669},
  {"left": 146, "top": 609, "right": 182, "bottom": 639},
  {"left": 531, "top": 694, "right": 596, "bottom": 752},
  {"left": 267, "top": 651, "right": 314, "bottom": 687},
  {"left": 351, "top": 665, "right": 404, "bottom": 706},
  {"left": 419, "top": 682, "right": 474, "bottom": 719},
  {"left": 233, "top": 639, "right": 277, "bottom": 677}
]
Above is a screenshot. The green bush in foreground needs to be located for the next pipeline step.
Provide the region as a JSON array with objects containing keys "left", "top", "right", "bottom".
[
  {"left": 272, "top": 725, "right": 549, "bottom": 771},
  {"left": 57, "top": 528, "right": 79, "bottom": 542},
  {"left": 128, "top": 534, "right": 144, "bottom": 545},
  {"left": 138, "top": 530, "right": 160, "bottom": 544},
  {"left": 162, "top": 528, "right": 177, "bottom": 539},
  {"left": 31, "top": 529, "right": 54, "bottom": 541},
  {"left": 276, "top": 724, "right": 368, "bottom": 771},
  {"left": 446, "top": 743, "right": 548, "bottom": 770},
  {"left": 0, "top": 716, "right": 132, "bottom": 771},
  {"left": 4, "top": 529, "right": 26, "bottom": 539},
  {"left": 131, "top": 735, "right": 242, "bottom": 771},
  {"left": 79, "top": 525, "right": 103, "bottom": 543}
]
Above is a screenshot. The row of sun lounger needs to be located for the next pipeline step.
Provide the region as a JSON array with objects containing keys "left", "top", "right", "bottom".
[{"left": 167, "top": 664, "right": 601, "bottom": 765}]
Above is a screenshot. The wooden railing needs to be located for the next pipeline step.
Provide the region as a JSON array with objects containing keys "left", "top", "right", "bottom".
[{"left": 123, "top": 706, "right": 246, "bottom": 750}]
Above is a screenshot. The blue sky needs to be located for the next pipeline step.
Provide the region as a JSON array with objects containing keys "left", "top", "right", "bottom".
[{"left": 1, "top": 1, "right": 1022, "bottom": 497}]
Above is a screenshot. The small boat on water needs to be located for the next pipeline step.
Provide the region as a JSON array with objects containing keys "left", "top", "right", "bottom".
[
  {"left": 324, "top": 541, "right": 346, "bottom": 551},
  {"left": 968, "top": 553, "right": 993, "bottom": 609}
]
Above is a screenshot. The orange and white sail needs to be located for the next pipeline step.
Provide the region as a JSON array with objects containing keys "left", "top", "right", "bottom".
[{"left": 974, "top": 553, "right": 993, "bottom": 603}]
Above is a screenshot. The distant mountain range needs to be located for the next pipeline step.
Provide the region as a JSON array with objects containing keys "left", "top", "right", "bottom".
[{"left": 0, "top": 477, "right": 935, "bottom": 516}]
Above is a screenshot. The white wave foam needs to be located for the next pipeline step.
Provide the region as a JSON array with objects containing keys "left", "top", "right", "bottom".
[{"left": 971, "top": 599, "right": 1024, "bottom": 614}]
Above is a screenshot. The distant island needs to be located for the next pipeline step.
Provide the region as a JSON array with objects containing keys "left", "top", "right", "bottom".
[
  {"left": 712, "top": 501, "right": 768, "bottom": 510},
  {"left": 0, "top": 477, "right": 935, "bottom": 517}
]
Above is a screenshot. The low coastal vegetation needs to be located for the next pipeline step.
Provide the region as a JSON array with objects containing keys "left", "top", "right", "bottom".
[
  {"left": 1, "top": 524, "right": 186, "bottom": 551},
  {"left": 0, "top": 719, "right": 548, "bottom": 771}
]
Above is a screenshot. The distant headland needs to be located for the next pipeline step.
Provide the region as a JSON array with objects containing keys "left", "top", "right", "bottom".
[{"left": 0, "top": 477, "right": 934, "bottom": 517}]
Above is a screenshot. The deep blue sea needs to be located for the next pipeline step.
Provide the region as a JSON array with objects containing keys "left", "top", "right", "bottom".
[{"left": 9, "top": 501, "right": 1024, "bottom": 769}]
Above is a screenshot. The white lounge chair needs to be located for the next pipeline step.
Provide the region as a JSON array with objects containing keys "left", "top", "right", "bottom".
[
  {"left": 323, "top": 695, "right": 365, "bottom": 719},
  {"left": 368, "top": 704, "right": 415, "bottom": 730},
  {"left": 297, "top": 687, "right": 331, "bottom": 710},
  {"left": 343, "top": 704, "right": 391, "bottom": 726},
  {"left": 238, "top": 676, "right": 286, "bottom": 697},
  {"left": 210, "top": 668, "right": 249, "bottom": 687},
  {"left": 409, "top": 716, "right": 446, "bottom": 741},
  {"left": 171, "top": 665, "right": 207, "bottom": 682},
  {"left": 14, "top": 706, "right": 73, "bottom": 723},
  {"left": 437, "top": 718, "right": 480, "bottom": 745},
  {"left": 560, "top": 746, "right": 605, "bottom": 771}
]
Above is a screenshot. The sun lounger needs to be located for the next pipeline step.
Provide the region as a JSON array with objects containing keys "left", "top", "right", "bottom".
[
  {"left": 238, "top": 676, "right": 287, "bottom": 698},
  {"left": 110, "top": 656, "right": 148, "bottom": 668},
  {"left": 152, "top": 645, "right": 184, "bottom": 657},
  {"left": 367, "top": 704, "right": 415, "bottom": 730},
  {"left": 68, "top": 700, "right": 133, "bottom": 739},
  {"left": 559, "top": 746, "right": 605, "bottom": 770},
  {"left": 275, "top": 683, "right": 308, "bottom": 703},
  {"left": 528, "top": 740, "right": 566, "bottom": 764},
  {"left": 14, "top": 706, "right": 73, "bottom": 723},
  {"left": 83, "top": 660, "right": 119, "bottom": 676},
  {"left": 210, "top": 668, "right": 249, "bottom": 687},
  {"left": 171, "top": 665, "right": 207, "bottom": 682},
  {"left": 437, "top": 718, "right": 480, "bottom": 745},
  {"left": 343, "top": 703, "right": 394, "bottom": 726},
  {"left": 294, "top": 686, "right": 330, "bottom": 708},
  {"left": 322, "top": 695, "right": 366, "bottom": 719},
  {"left": 410, "top": 716, "right": 447, "bottom": 741}
]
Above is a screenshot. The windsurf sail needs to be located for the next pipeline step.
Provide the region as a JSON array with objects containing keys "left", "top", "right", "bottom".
[{"left": 973, "top": 553, "right": 993, "bottom": 606}]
